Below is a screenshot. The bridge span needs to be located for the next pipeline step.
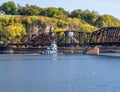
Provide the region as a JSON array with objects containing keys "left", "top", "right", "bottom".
[
  {"left": 89, "top": 27, "right": 120, "bottom": 46},
  {"left": 0, "top": 27, "right": 120, "bottom": 54},
  {"left": 10, "top": 30, "right": 91, "bottom": 47},
  {"left": 84, "top": 27, "right": 120, "bottom": 55},
  {"left": 16, "top": 27, "right": 120, "bottom": 48}
]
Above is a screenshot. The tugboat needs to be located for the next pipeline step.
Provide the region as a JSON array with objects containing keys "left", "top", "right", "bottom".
[{"left": 42, "top": 41, "right": 58, "bottom": 55}]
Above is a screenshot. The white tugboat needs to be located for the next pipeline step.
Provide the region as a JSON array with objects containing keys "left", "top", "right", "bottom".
[{"left": 42, "top": 41, "right": 58, "bottom": 55}]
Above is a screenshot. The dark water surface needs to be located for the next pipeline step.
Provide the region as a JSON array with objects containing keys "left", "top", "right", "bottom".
[{"left": 0, "top": 53, "right": 120, "bottom": 92}]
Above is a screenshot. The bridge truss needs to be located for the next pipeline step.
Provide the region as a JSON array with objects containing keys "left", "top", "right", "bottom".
[
  {"left": 1, "top": 27, "right": 120, "bottom": 47},
  {"left": 89, "top": 27, "right": 120, "bottom": 46}
]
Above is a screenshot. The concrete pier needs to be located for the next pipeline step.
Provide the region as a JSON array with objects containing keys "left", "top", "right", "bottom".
[
  {"left": 86, "top": 46, "right": 99, "bottom": 55},
  {"left": 83, "top": 46, "right": 120, "bottom": 55}
]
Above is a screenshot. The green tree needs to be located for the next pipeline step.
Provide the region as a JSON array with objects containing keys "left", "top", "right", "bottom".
[
  {"left": 81, "top": 10, "right": 99, "bottom": 25},
  {"left": 1, "top": 1, "right": 17, "bottom": 15},
  {"left": 58, "top": 7, "right": 70, "bottom": 18},
  {"left": 70, "top": 9, "right": 83, "bottom": 18},
  {"left": 39, "top": 8, "right": 47, "bottom": 16},
  {"left": 18, "top": 4, "right": 40, "bottom": 15},
  {"left": 95, "top": 15, "right": 120, "bottom": 28},
  {"left": 17, "top": 4, "right": 25, "bottom": 15},
  {"left": 44, "top": 7, "right": 65, "bottom": 19}
]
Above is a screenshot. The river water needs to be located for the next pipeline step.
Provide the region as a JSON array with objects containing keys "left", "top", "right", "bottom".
[{"left": 0, "top": 53, "right": 120, "bottom": 92}]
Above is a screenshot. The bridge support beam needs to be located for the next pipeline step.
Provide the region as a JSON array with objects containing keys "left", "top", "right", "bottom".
[{"left": 83, "top": 46, "right": 99, "bottom": 55}]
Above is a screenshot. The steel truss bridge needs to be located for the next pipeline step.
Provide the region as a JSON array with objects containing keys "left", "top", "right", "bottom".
[
  {"left": 1, "top": 27, "right": 120, "bottom": 47},
  {"left": 89, "top": 27, "right": 120, "bottom": 46}
]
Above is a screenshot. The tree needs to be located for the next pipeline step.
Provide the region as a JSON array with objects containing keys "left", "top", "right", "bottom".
[
  {"left": 18, "top": 4, "right": 40, "bottom": 15},
  {"left": 81, "top": 10, "right": 99, "bottom": 25},
  {"left": 44, "top": 7, "right": 65, "bottom": 19},
  {"left": 5, "top": 23, "right": 26, "bottom": 41},
  {"left": 58, "top": 7, "right": 70, "bottom": 18},
  {"left": 39, "top": 8, "right": 47, "bottom": 16},
  {"left": 0, "top": 26, "right": 9, "bottom": 43},
  {"left": 94, "top": 15, "right": 120, "bottom": 28},
  {"left": 70, "top": 9, "right": 83, "bottom": 18},
  {"left": 1, "top": 1, "right": 17, "bottom": 15},
  {"left": 17, "top": 4, "right": 25, "bottom": 15}
]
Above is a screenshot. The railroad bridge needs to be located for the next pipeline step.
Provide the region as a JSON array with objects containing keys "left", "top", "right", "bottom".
[
  {"left": 84, "top": 27, "right": 120, "bottom": 55},
  {"left": 1, "top": 27, "right": 120, "bottom": 54},
  {"left": 25, "top": 27, "right": 120, "bottom": 47},
  {"left": 11, "top": 30, "right": 91, "bottom": 47},
  {"left": 89, "top": 27, "right": 120, "bottom": 46}
]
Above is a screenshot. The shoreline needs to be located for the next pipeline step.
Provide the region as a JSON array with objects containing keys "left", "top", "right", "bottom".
[
  {"left": 11, "top": 46, "right": 120, "bottom": 54},
  {"left": 0, "top": 46, "right": 120, "bottom": 54}
]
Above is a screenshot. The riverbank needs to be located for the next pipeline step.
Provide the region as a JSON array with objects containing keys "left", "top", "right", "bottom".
[
  {"left": 13, "top": 46, "right": 120, "bottom": 54},
  {"left": 0, "top": 46, "right": 120, "bottom": 54},
  {"left": 13, "top": 47, "right": 83, "bottom": 54},
  {"left": 0, "top": 47, "right": 13, "bottom": 54}
]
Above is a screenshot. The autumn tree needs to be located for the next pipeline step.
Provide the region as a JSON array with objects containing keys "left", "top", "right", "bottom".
[{"left": 5, "top": 23, "right": 26, "bottom": 42}]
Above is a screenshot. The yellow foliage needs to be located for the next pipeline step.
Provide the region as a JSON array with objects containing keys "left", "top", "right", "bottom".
[
  {"left": 80, "top": 24, "right": 98, "bottom": 32},
  {"left": 5, "top": 23, "right": 26, "bottom": 42},
  {"left": 54, "top": 28, "right": 66, "bottom": 32},
  {"left": 27, "top": 18, "right": 32, "bottom": 24}
]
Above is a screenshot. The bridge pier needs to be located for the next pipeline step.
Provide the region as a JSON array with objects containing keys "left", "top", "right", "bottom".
[{"left": 83, "top": 46, "right": 99, "bottom": 55}]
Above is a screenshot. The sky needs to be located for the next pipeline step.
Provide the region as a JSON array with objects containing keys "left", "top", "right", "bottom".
[{"left": 0, "top": 0, "right": 120, "bottom": 19}]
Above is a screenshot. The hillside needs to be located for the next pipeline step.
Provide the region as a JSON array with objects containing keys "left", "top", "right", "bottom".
[{"left": 1, "top": 1, "right": 120, "bottom": 42}]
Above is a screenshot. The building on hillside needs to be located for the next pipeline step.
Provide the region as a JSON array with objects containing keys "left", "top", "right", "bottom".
[{"left": 0, "top": 11, "right": 5, "bottom": 15}]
